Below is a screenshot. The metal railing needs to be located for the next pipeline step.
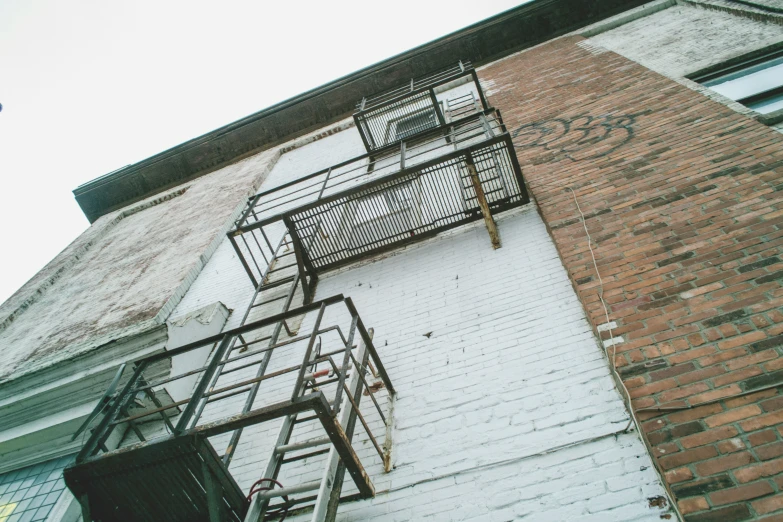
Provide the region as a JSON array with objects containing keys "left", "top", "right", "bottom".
[
  {"left": 74, "top": 295, "right": 394, "bottom": 470},
  {"left": 229, "top": 109, "right": 527, "bottom": 285},
  {"left": 354, "top": 61, "right": 488, "bottom": 152},
  {"left": 289, "top": 133, "right": 526, "bottom": 271}
]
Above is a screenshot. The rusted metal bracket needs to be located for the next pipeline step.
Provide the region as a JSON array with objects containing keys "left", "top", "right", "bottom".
[{"left": 465, "top": 153, "right": 501, "bottom": 249}]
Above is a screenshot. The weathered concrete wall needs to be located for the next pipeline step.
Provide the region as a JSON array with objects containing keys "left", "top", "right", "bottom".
[
  {"left": 482, "top": 32, "right": 783, "bottom": 520},
  {"left": 0, "top": 146, "right": 278, "bottom": 384},
  {"left": 588, "top": 0, "right": 783, "bottom": 79}
]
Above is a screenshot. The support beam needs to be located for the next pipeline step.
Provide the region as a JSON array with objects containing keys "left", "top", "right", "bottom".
[
  {"left": 80, "top": 494, "right": 92, "bottom": 522},
  {"left": 314, "top": 402, "right": 375, "bottom": 500},
  {"left": 202, "top": 461, "right": 223, "bottom": 522},
  {"left": 466, "top": 153, "right": 501, "bottom": 249},
  {"left": 284, "top": 217, "right": 317, "bottom": 304}
]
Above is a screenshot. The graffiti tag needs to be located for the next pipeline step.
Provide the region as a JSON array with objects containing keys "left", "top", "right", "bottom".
[{"left": 511, "top": 113, "right": 643, "bottom": 161}]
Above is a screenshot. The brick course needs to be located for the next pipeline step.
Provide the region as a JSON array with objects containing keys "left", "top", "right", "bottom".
[{"left": 483, "top": 35, "right": 783, "bottom": 520}]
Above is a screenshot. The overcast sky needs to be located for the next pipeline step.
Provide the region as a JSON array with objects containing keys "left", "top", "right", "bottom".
[{"left": 0, "top": 0, "right": 527, "bottom": 304}]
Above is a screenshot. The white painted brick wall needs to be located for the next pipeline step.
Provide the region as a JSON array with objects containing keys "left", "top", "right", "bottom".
[
  {"left": 164, "top": 116, "right": 671, "bottom": 519},
  {"left": 276, "top": 206, "right": 669, "bottom": 520}
]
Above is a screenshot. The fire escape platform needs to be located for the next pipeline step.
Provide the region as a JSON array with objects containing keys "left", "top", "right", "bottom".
[
  {"left": 287, "top": 133, "right": 526, "bottom": 272},
  {"left": 64, "top": 434, "right": 248, "bottom": 522},
  {"left": 64, "top": 296, "right": 393, "bottom": 521},
  {"left": 229, "top": 111, "right": 528, "bottom": 290},
  {"left": 354, "top": 61, "right": 487, "bottom": 152}
]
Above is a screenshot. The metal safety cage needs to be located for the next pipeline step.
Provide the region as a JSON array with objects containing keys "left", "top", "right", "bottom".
[
  {"left": 228, "top": 109, "right": 526, "bottom": 290},
  {"left": 64, "top": 295, "right": 395, "bottom": 522},
  {"left": 289, "top": 133, "right": 526, "bottom": 272},
  {"left": 354, "top": 61, "right": 489, "bottom": 152}
]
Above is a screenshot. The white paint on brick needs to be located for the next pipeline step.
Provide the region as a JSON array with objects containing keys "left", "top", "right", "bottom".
[
  {"left": 262, "top": 205, "right": 670, "bottom": 520},
  {"left": 603, "top": 336, "right": 625, "bottom": 349},
  {"left": 588, "top": 1, "right": 783, "bottom": 78},
  {"left": 598, "top": 321, "right": 618, "bottom": 332}
]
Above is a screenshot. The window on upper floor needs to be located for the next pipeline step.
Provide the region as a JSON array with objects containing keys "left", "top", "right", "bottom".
[
  {"left": 0, "top": 454, "right": 75, "bottom": 522},
  {"left": 695, "top": 50, "right": 783, "bottom": 118},
  {"left": 386, "top": 107, "right": 440, "bottom": 144}
]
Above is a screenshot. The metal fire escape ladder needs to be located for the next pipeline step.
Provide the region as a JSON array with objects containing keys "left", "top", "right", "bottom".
[
  {"left": 66, "top": 294, "right": 395, "bottom": 522},
  {"left": 215, "top": 220, "right": 324, "bottom": 467},
  {"left": 245, "top": 320, "right": 391, "bottom": 522}
]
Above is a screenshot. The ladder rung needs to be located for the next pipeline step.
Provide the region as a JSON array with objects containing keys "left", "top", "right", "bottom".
[
  {"left": 251, "top": 294, "right": 288, "bottom": 308},
  {"left": 304, "top": 365, "right": 349, "bottom": 381},
  {"left": 282, "top": 448, "right": 330, "bottom": 464},
  {"left": 294, "top": 414, "right": 319, "bottom": 425},
  {"left": 254, "top": 480, "right": 322, "bottom": 501},
  {"left": 275, "top": 437, "right": 330, "bottom": 455},
  {"left": 257, "top": 276, "right": 295, "bottom": 291},
  {"left": 230, "top": 334, "right": 271, "bottom": 352}
]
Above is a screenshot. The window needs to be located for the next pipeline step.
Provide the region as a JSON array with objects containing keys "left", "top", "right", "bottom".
[
  {"left": 394, "top": 109, "right": 438, "bottom": 141},
  {"left": 697, "top": 52, "right": 783, "bottom": 116},
  {"left": 0, "top": 455, "right": 74, "bottom": 522}
]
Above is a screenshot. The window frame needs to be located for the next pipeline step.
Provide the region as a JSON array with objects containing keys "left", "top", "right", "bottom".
[{"left": 689, "top": 44, "right": 783, "bottom": 126}]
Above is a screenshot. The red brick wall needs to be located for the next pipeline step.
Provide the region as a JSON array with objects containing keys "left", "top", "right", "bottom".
[{"left": 483, "top": 36, "right": 783, "bottom": 521}]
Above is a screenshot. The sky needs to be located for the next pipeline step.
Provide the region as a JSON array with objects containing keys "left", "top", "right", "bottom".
[{"left": 0, "top": 0, "right": 528, "bottom": 304}]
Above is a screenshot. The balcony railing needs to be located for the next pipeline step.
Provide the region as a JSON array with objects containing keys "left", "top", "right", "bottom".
[
  {"left": 354, "top": 61, "right": 488, "bottom": 152},
  {"left": 64, "top": 296, "right": 395, "bottom": 522},
  {"left": 229, "top": 109, "right": 528, "bottom": 287}
]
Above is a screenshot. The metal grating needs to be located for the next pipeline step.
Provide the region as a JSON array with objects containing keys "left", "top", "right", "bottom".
[
  {"left": 287, "top": 133, "right": 526, "bottom": 271},
  {"left": 230, "top": 109, "right": 519, "bottom": 286},
  {"left": 354, "top": 61, "right": 488, "bottom": 152},
  {"left": 64, "top": 436, "right": 247, "bottom": 522}
]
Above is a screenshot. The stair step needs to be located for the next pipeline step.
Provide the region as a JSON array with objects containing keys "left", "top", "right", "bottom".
[{"left": 267, "top": 263, "right": 297, "bottom": 274}]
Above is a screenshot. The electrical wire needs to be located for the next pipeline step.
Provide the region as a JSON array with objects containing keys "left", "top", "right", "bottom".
[{"left": 567, "top": 188, "right": 683, "bottom": 520}]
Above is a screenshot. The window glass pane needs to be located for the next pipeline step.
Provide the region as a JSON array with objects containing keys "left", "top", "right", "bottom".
[
  {"left": 395, "top": 110, "right": 437, "bottom": 141},
  {"left": 703, "top": 59, "right": 783, "bottom": 101},
  {"left": 0, "top": 455, "right": 74, "bottom": 522},
  {"left": 747, "top": 91, "right": 783, "bottom": 114}
]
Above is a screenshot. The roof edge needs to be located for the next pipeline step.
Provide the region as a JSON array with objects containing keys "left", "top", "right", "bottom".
[{"left": 73, "top": 0, "right": 648, "bottom": 222}]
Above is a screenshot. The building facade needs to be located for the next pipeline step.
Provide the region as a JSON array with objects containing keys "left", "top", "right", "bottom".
[{"left": 1, "top": 1, "right": 782, "bottom": 521}]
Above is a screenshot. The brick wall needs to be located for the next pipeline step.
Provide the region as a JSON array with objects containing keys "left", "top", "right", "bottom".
[
  {"left": 483, "top": 35, "right": 783, "bottom": 520},
  {"left": 282, "top": 205, "right": 669, "bottom": 520}
]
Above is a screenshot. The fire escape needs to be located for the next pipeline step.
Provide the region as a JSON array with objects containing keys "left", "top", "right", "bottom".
[{"left": 64, "top": 62, "right": 528, "bottom": 522}]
